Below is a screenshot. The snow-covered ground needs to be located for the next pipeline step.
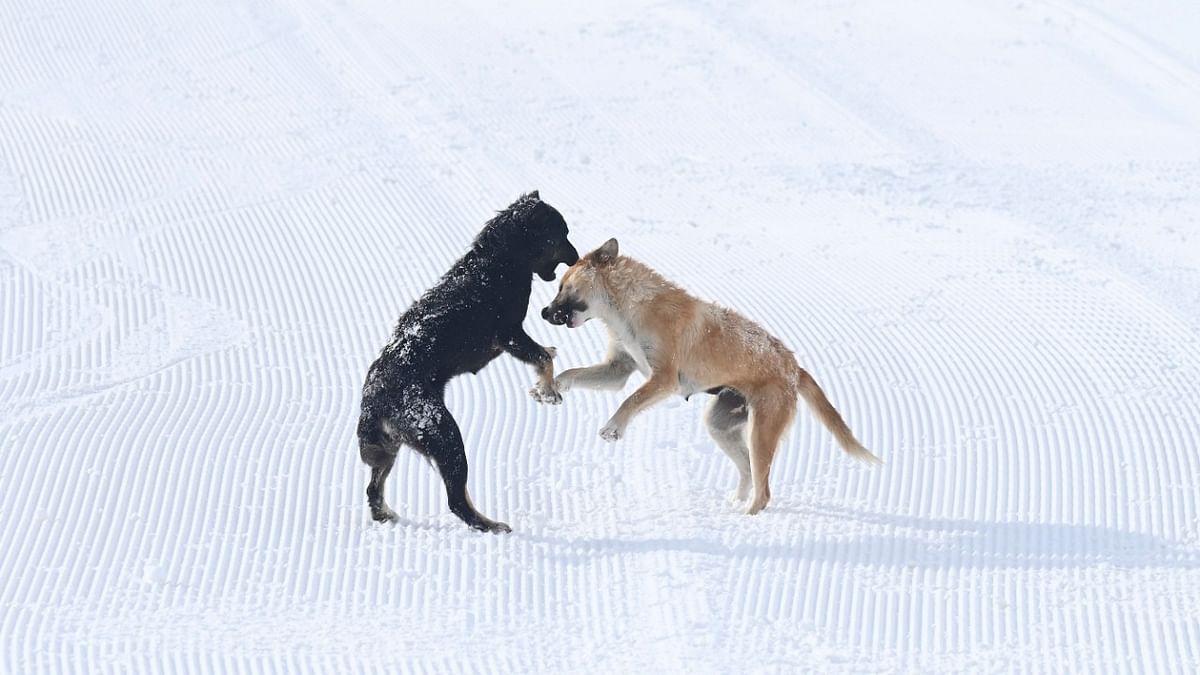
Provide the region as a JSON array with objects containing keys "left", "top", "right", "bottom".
[{"left": 3, "top": 0, "right": 1200, "bottom": 671}]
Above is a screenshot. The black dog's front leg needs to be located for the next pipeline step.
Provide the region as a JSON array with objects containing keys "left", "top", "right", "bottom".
[{"left": 504, "top": 329, "right": 560, "bottom": 404}]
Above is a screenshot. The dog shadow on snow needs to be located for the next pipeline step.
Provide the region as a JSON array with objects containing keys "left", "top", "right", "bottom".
[{"left": 515, "top": 502, "right": 1200, "bottom": 571}]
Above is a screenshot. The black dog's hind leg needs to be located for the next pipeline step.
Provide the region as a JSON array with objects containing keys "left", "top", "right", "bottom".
[
  {"left": 359, "top": 424, "right": 400, "bottom": 523},
  {"left": 411, "top": 400, "right": 512, "bottom": 534},
  {"left": 368, "top": 463, "right": 398, "bottom": 522}
]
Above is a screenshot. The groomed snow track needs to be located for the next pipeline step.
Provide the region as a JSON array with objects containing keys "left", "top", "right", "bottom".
[{"left": 2, "top": 1, "right": 1200, "bottom": 672}]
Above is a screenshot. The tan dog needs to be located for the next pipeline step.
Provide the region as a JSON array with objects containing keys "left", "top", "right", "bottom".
[{"left": 539, "top": 238, "right": 879, "bottom": 515}]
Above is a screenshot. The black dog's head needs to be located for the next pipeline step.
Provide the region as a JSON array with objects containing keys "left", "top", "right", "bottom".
[{"left": 473, "top": 191, "right": 580, "bottom": 281}]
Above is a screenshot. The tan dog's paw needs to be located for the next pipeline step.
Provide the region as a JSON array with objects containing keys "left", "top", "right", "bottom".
[
  {"left": 598, "top": 422, "right": 623, "bottom": 442},
  {"left": 554, "top": 372, "right": 574, "bottom": 393},
  {"left": 543, "top": 346, "right": 557, "bottom": 360}
]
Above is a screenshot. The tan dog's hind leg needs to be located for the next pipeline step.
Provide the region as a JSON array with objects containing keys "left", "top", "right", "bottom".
[
  {"left": 705, "top": 389, "right": 752, "bottom": 502},
  {"left": 746, "top": 393, "right": 795, "bottom": 515}
]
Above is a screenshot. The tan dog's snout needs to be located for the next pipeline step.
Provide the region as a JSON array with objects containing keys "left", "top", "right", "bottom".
[
  {"left": 541, "top": 304, "right": 568, "bottom": 325},
  {"left": 542, "top": 296, "right": 587, "bottom": 327}
]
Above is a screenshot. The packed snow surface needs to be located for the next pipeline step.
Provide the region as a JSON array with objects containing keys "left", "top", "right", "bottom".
[{"left": 3, "top": 0, "right": 1200, "bottom": 672}]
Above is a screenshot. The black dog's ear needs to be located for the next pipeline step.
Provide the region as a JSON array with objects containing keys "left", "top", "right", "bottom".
[
  {"left": 593, "top": 238, "right": 619, "bottom": 265},
  {"left": 528, "top": 190, "right": 540, "bottom": 200}
]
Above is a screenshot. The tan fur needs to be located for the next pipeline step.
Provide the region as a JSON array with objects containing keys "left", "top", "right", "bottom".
[
  {"left": 546, "top": 239, "right": 879, "bottom": 515},
  {"left": 533, "top": 346, "right": 558, "bottom": 396}
]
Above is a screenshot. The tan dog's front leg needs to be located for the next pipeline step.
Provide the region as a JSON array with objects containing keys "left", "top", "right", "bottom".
[
  {"left": 557, "top": 350, "right": 637, "bottom": 393},
  {"left": 599, "top": 369, "right": 678, "bottom": 441}
]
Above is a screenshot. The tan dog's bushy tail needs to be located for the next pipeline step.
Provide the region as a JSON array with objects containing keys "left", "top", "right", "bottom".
[{"left": 795, "top": 368, "right": 881, "bottom": 465}]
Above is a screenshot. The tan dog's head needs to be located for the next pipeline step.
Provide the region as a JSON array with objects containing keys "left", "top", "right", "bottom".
[{"left": 540, "top": 238, "right": 619, "bottom": 328}]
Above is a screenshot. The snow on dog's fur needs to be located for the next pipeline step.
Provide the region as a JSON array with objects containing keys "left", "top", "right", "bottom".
[
  {"left": 540, "top": 238, "right": 878, "bottom": 515},
  {"left": 358, "top": 192, "right": 578, "bottom": 533}
]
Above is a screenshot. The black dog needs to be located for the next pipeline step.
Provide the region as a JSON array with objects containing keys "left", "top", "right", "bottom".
[{"left": 357, "top": 192, "right": 579, "bottom": 533}]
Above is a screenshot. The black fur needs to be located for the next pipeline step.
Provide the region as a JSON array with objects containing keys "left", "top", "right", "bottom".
[{"left": 357, "top": 192, "right": 579, "bottom": 532}]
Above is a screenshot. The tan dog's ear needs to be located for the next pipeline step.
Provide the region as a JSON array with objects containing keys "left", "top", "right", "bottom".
[{"left": 593, "top": 238, "right": 619, "bottom": 265}]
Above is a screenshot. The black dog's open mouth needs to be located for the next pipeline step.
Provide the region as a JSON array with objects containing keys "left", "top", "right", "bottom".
[
  {"left": 537, "top": 247, "right": 578, "bottom": 282},
  {"left": 537, "top": 257, "right": 575, "bottom": 282}
]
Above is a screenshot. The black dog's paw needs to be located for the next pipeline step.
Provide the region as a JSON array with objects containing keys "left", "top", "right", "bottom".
[
  {"left": 371, "top": 506, "right": 399, "bottom": 523},
  {"left": 529, "top": 383, "right": 563, "bottom": 405},
  {"left": 470, "top": 519, "right": 512, "bottom": 534}
]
